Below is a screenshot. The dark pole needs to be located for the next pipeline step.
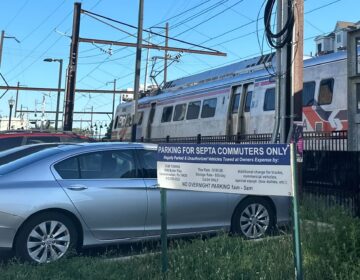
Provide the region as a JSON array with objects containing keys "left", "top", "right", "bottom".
[
  {"left": 164, "top": 22, "right": 169, "bottom": 84},
  {"left": 131, "top": 0, "right": 144, "bottom": 142},
  {"left": 55, "top": 59, "right": 63, "bottom": 130},
  {"left": 8, "top": 103, "right": 13, "bottom": 130},
  {"left": 0, "top": 30, "right": 4, "bottom": 67},
  {"left": 284, "top": 0, "right": 293, "bottom": 143},
  {"left": 15, "top": 81, "right": 20, "bottom": 117},
  {"left": 64, "top": 2, "right": 81, "bottom": 131},
  {"left": 112, "top": 79, "right": 116, "bottom": 120}
]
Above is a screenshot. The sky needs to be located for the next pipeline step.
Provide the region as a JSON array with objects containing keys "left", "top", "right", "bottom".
[{"left": 0, "top": 0, "right": 359, "bottom": 130}]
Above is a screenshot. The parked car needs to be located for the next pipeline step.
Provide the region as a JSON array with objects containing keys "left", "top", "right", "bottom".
[
  {"left": 0, "top": 143, "right": 71, "bottom": 166},
  {"left": 0, "top": 130, "right": 95, "bottom": 152},
  {"left": 0, "top": 142, "right": 290, "bottom": 263}
]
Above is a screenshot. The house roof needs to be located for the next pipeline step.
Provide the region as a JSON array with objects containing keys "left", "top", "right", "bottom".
[{"left": 334, "top": 21, "right": 356, "bottom": 31}]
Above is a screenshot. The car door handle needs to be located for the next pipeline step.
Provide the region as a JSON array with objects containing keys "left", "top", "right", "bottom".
[{"left": 67, "top": 184, "right": 88, "bottom": 191}]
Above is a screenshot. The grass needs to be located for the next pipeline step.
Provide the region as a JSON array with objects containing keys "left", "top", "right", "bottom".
[{"left": 1, "top": 195, "right": 359, "bottom": 280}]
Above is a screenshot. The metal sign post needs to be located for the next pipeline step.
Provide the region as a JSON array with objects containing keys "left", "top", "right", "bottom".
[
  {"left": 291, "top": 143, "right": 303, "bottom": 280},
  {"left": 160, "top": 188, "right": 168, "bottom": 273}
]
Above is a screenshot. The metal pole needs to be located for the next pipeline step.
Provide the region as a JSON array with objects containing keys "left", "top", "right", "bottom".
[
  {"left": 15, "top": 81, "right": 20, "bottom": 117},
  {"left": 291, "top": 143, "right": 303, "bottom": 280},
  {"left": 55, "top": 59, "right": 63, "bottom": 130},
  {"left": 8, "top": 104, "right": 13, "bottom": 130},
  {"left": 284, "top": 0, "right": 293, "bottom": 143},
  {"left": 64, "top": 2, "right": 81, "bottom": 131},
  {"left": 144, "top": 32, "right": 151, "bottom": 92},
  {"left": 112, "top": 79, "right": 116, "bottom": 120},
  {"left": 90, "top": 106, "right": 93, "bottom": 125},
  {"left": 0, "top": 30, "right": 4, "bottom": 67},
  {"left": 131, "top": 0, "right": 144, "bottom": 142},
  {"left": 271, "top": 0, "right": 283, "bottom": 143},
  {"left": 160, "top": 188, "right": 168, "bottom": 273},
  {"left": 164, "top": 22, "right": 169, "bottom": 85},
  {"left": 280, "top": 0, "right": 287, "bottom": 143}
]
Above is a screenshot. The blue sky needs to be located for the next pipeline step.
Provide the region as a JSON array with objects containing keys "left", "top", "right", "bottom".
[{"left": 0, "top": 0, "right": 359, "bottom": 129}]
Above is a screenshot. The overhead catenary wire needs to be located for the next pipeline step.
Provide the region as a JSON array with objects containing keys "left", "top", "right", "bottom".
[{"left": 76, "top": 0, "right": 344, "bottom": 106}]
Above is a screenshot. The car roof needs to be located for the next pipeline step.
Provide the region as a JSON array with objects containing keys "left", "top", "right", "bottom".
[
  {"left": 0, "top": 130, "right": 92, "bottom": 139},
  {"left": 56, "top": 142, "right": 158, "bottom": 151}
]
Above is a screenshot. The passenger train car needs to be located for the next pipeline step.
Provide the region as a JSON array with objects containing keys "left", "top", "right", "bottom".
[{"left": 111, "top": 50, "right": 348, "bottom": 141}]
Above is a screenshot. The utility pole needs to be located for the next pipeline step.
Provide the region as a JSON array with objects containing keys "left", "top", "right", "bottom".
[
  {"left": 14, "top": 81, "right": 20, "bottom": 117},
  {"left": 106, "top": 79, "right": 117, "bottom": 120},
  {"left": 0, "top": 30, "right": 4, "bottom": 67},
  {"left": 164, "top": 22, "right": 169, "bottom": 84},
  {"left": 56, "top": 59, "right": 63, "bottom": 130},
  {"left": 0, "top": 30, "right": 20, "bottom": 67},
  {"left": 292, "top": 0, "right": 304, "bottom": 133},
  {"left": 64, "top": 2, "right": 81, "bottom": 131},
  {"left": 271, "top": 0, "right": 283, "bottom": 143},
  {"left": 144, "top": 32, "right": 151, "bottom": 92},
  {"left": 131, "top": 0, "right": 144, "bottom": 142}
]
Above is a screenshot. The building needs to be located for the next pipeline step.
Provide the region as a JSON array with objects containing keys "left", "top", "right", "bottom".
[
  {"left": 0, "top": 116, "right": 30, "bottom": 131},
  {"left": 315, "top": 20, "right": 360, "bottom": 55}
]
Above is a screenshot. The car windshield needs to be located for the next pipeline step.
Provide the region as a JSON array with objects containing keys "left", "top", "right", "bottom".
[
  {"left": 0, "top": 148, "right": 62, "bottom": 175},
  {"left": 0, "top": 143, "right": 63, "bottom": 166}
]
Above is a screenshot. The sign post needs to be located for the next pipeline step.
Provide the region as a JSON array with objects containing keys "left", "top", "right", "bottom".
[
  {"left": 291, "top": 144, "right": 303, "bottom": 280},
  {"left": 160, "top": 188, "right": 168, "bottom": 273},
  {"left": 157, "top": 143, "right": 303, "bottom": 278}
]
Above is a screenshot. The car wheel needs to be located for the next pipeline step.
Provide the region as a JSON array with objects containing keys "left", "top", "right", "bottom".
[
  {"left": 15, "top": 212, "right": 78, "bottom": 263},
  {"left": 232, "top": 197, "right": 275, "bottom": 239}
]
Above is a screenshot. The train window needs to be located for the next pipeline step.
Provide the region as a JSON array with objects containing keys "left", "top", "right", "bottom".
[
  {"left": 173, "top": 104, "right": 187, "bottom": 121},
  {"left": 318, "top": 78, "right": 334, "bottom": 105},
  {"left": 186, "top": 101, "right": 201, "bottom": 120},
  {"left": 201, "top": 98, "right": 217, "bottom": 118},
  {"left": 161, "top": 106, "right": 173, "bottom": 123},
  {"left": 244, "top": 91, "right": 253, "bottom": 112},
  {"left": 302, "top": 81, "right": 315, "bottom": 107},
  {"left": 263, "top": 88, "right": 275, "bottom": 111},
  {"left": 232, "top": 94, "right": 240, "bottom": 113},
  {"left": 113, "top": 116, "right": 119, "bottom": 129}
]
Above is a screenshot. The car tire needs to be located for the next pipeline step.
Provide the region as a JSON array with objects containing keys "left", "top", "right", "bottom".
[
  {"left": 232, "top": 197, "right": 275, "bottom": 239},
  {"left": 15, "top": 212, "right": 78, "bottom": 263}
]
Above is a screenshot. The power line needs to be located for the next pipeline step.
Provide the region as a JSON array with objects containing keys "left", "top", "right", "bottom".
[
  {"left": 4, "top": 0, "right": 30, "bottom": 29},
  {"left": 21, "top": 0, "right": 67, "bottom": 42}
]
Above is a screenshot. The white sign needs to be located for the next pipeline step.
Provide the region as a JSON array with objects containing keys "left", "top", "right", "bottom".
[{"left": 157, "top": 144, "right": 293, "bottom": 197}]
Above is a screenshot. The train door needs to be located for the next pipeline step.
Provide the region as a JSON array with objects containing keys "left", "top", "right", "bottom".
[
  {"left": 227, "top": 85, "right": 242, "bottom": 136},
  {"left": 227, "top": 83, "right": 253, "bottom": 136},
  {"left": 146, "top": 103, "right": 156, "bottom": 139},
  {"left": 239, "top": 83, "right": 254, "bottom": 135}
]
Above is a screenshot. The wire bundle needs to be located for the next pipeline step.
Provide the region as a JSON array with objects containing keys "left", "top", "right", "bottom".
[{"left": 264, "top": 0, "right": 294, "bottom": 49}]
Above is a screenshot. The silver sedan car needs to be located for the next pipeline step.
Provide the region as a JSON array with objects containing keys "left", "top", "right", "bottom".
[{"left": 0, "top": 142, "right": 290, "bottom": 263}]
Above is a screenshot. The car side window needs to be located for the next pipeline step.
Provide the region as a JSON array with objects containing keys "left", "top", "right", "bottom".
[
  {"left": 79, "top": 150, "right": 136, "bottom": 179},
  {"left": 54, "top": 157, "right": 80, "bottom": 179},
  {"left": 55, "top": 150, "right": 137, "bottom": 179},
  {"left": 137, "top": 149, "right": 157, "bottom": 178}
]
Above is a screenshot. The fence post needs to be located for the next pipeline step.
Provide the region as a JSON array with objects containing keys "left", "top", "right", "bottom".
[
  {"left": 197, "top": 134, "right": 201, "bottom": 144},
  {"left": 236, "top": 132, "right": 241, "bottom": 143},
  {"left": 166, "top": 135, "right": 170, "bottom": 143}
]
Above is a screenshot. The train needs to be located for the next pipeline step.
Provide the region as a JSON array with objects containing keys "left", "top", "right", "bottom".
[{"left": 111, "top": 50, "right": 348, "bottom": 141}]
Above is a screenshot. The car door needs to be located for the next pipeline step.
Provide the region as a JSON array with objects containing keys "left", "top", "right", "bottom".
[
  {"left": 53, "top": 149, "right": 147, "bottom": 240},
  {"left": 136, "top": 149, "right": 230, "bottom": 237}
]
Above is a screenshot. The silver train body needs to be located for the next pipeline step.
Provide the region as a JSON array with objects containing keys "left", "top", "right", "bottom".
[{"left": 111, "top": 51, "right": 348, "bottom": 141}]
